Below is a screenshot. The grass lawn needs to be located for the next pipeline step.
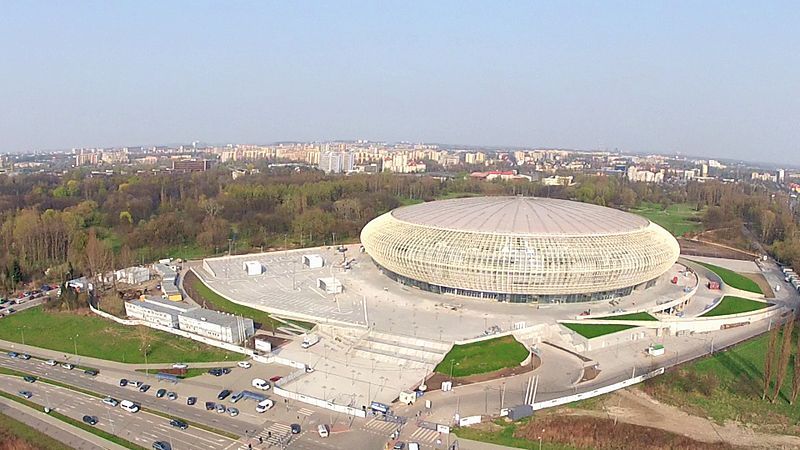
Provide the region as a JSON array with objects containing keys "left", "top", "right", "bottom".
[
  {"left": 434, "top": 335, "right": 529, "bottom": 377},
  {"left": 0, "top": 307, "right": 244, "bottom": 364},
  {"left": 691, "top": 260, "right": 763, "bottom": 294},
  {"left": 0, "top": 412, "right": 74, "bottom": 450},
  {"left": 184, "top": 271, "right": 287, "bottom": 331},
  {"left": 598, "top": 312, "right": 658, "bottom": 321},
  {"left": 642, "top": 328, "right": 800, "bottom": 434},
  {"left": 561, "top": 322, "right": 638, "bottom": 339},
  {"left": 134, "top": 367, "right": 230, "bottom": 379},
  {"left": 453, "top": 418, "right": 577, "bottom": 450},
  {"left": 699, "top": 295, "right": 769, "bottom": 317},
  {"left": 630, "top": 202, "right": 704, "bottom": 236}
]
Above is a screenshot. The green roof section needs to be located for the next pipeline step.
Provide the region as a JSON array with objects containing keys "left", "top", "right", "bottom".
[
  {"left": 561, "top": 322, "right": 638, "bottom": 339},
  {"left": 596, "top": 312, "right": 658, "bottom": 321},
  {"left": 690, "top": 260, "right": 763, "bottom": 294},
  {"left": 699, "top": 295, "right": 770, "bottom": 317}
]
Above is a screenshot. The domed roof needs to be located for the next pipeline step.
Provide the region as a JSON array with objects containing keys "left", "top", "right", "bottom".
[{"left": 391, "top": 196, "right": 649, "bottom": 236}]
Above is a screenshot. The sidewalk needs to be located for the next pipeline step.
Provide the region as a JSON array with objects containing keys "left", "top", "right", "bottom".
[{"left": 0, "top": 395, "right": 127, "bottom": 450}]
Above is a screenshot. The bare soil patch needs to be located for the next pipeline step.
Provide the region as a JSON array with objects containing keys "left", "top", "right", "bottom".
[
  {"left": 746, "top": 272, "right": 775, "bottom": 298},
  {"left": 678, "top": 238, "right": 755, "bottom": 260}
]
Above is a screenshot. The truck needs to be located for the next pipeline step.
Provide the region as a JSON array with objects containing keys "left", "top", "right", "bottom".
[{"left": 301, "top": 335, "right": 320, "bottom": 349}]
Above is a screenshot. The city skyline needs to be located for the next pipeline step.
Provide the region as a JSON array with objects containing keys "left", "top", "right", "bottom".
[{"left": 1, "top": 1, "right": 798, "bottom": 165}]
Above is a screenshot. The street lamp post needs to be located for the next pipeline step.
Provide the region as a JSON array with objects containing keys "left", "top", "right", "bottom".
[
  {"left": 144, "top": 344, "right": 151, "bottom": 376},
  {"left": 19, "top": 327, "right": 25, "bottom": 346},
  {"left": 71, "top": 334, "right": 79, "bottom": 360}
]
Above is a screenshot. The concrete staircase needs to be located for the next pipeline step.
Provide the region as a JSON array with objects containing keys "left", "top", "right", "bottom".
[{"left": 352, "top": 330, "right": 451, "bottom": 370}]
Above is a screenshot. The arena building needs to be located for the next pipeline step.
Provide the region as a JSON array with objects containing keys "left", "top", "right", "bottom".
[{"left": 360, "top": 196, "right": 680, "bottom": 303}]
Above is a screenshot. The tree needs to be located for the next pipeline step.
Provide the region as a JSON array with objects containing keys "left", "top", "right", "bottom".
[
  {"left": 791, "top": 322, "right": 800, "bottom": 405},
  {"left": 764, "top": 325, "right": 780, "bottom": 400},
  {"left": 773, "top": 319, "right": 795, "bottom": 403},
  {"left": 85, "top": 229, "right": 112, "bottom": 284}
]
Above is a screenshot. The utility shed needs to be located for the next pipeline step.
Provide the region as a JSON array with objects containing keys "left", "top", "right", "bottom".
[
  {"left": 243, "top": 261, "right": 263, "bottom": 276},
  {"left": 303, "top": 254, "right": 324, "bottom": 269},
  {"left": 317, "top": 277, "right": 343, "bottom": 294}
]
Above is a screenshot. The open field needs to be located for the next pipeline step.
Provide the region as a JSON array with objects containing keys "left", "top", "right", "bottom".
[
  {"left": 561, "top": 323, "right": 638, "bottom": 339},
  {"left": 434, "top": 335, "right": 528, "bottom": 377},
  {"left": 699, "top": 296, "right": 770, "bottom": 317},
  {"left": 0, "top": 307, "right": 244, "bottom": 364},
  {"left": 692, "top": 260, "right": 764, "bottom": 294},
  {"left": 183, "top": 270, "right": 284, "bottom": 330},
  {"left": 631, "top": 202, "right": 704, "bottom": 237},
  {"left": 598, "top": 312, "right": 658, "bottom": 321},
  {"left": 642, "top": 329, "right": 800, "bottom": 435},
  {"left": 0, "top": 412, "right": 74, "bottom": 450},
  {"left": 454, "top": 414, "right": 735, "bottom": 450}
]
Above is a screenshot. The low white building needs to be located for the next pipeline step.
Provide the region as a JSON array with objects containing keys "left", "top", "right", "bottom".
[
  {"left": 302, "top": 254, "right": 324, "bottom": 269},
  {"left": 153, "top": 263, "right": 177, "bottom": 283},
  {"left": 114, "top": 267, "right": 150, "bottom": 285},
  {"left": 243, "top": 261, "right": 263, "bottom": 276},
  {"left": 178, "top": 309, "right": 255, "bottom": 344},
  {"left": 124, "top": 296, "right": 198, "bottom": 328},
  {"left": 317, "top": 277, "right": 343, "bottom": 294}
]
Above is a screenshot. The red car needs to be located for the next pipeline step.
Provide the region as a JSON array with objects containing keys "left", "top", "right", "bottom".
[{"left": 269, "top": 376, "right": 282, "bottom": 383}]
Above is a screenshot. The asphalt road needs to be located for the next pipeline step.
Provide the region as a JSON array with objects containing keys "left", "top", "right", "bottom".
[
  {"left": 0, "top": 374, "right": 239, "bottom": 450},
  {"left": 0, "top": 396, "right": 107, "bottom": 450}
]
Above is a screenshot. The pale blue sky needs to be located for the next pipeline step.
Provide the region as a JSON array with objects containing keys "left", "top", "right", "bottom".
[{"left": 1, "top": 1, "right": 798, "bottom": 164}]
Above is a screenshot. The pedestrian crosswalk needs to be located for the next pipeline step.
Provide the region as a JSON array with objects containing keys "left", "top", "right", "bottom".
[
  {"left": 409, "top": 426, "right": 441, "bottom": 443},
  {"left": 297, "top": 407, "right": 314, "bottom": 417},
  {"left": 362, "top": 417, "right": 400, "bottom": 436}
]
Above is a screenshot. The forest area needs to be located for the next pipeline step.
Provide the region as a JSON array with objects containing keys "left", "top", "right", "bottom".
[{"left": 0, "top": 166, "right": 798, "bottom": 294}]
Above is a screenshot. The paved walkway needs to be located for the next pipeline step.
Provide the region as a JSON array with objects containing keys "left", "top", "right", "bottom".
[{"left": 0, "top": 395, "right": 127, "bottom": 450}]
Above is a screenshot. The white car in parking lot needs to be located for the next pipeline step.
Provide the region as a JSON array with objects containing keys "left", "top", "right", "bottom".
[
  {"left": 237, "top": 361, "right": 251, "bottom": 369},
  {"left": 251, "top": 378, "right": 270, "bottom": 390}
]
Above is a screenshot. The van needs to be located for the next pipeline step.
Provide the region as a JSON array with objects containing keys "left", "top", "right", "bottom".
[
  {"left": 317, "top": 424, "right": 329, "bottom": 438},
  {"left": 255, "top": 399, "right": 274, "bottom": 413},
  {"left": 119, "top": 400, "right": 139, "bottom": 413},
  {"left": 251, "top": 378, "right": 270, "bottom": 390}
]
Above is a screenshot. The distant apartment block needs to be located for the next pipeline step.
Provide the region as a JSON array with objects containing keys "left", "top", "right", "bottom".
[
  {"left": 318, "top": 151, "right": 355, "bottom": 173},
  {"left": 172, "top": 159, "right": 215, "bottom": 172}
]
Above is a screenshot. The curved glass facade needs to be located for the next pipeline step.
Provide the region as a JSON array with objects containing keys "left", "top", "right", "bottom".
[{"left": 361, "top": 207, "right": 680, "bottom": 303}]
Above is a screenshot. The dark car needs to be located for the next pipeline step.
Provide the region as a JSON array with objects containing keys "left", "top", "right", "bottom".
[
  {"left": 84, "top": 369, "right": 99, "bottom": 376},
  {"left": 208, "top": 368, "right": 223, "bottom": 377},
  {"left": 119, "top": 378, "right": 128, "bottom": 387},
  {"left": 19, "top": 353, "right": 31, "bottom": 360},
  {"left": 18, "top": 390, "right": 32, "bottom": 399},
  {"left": 204, "top": 401, "right": 216, "bottom": 410},
  {"left": 217, "top": 389, "right": 231, "bottom": 400},
  {"left": 156, "top": 388, "right": 167, "bottom": 398},
  {"left": 169, "top": 419, "right": 188, "bottom": 430},
  {"left": 82, "top": 415, "right": 98, "bottom": 425},
  {"left": 269, "top": 375, "right": 282, "bottom": 383},
  {"left": 139, "top": 384, "right": 151, "bottom": 393},
  {"left": 290, "top": 423, "right": 301, "bottom": 434},
  {"left": 221, "top": 367, "right": 231, "bottom": 375},
  {"left": 152, "top": 442, "right": 171, "bottom": 450},
  {"left": 23, "top": 376, "right": 36, "bottom": 383},
  {"left": 7, "top": 351, "right": 18, "bottom": 358},
  {"left": 187, "top": 396, "right": 197, "bottom": 406}
]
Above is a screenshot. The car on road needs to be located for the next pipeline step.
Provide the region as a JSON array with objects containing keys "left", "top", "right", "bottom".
[
  {"left": 19, "top": 353, "right": 31, "bottom": 360},
  {"left": 222, "top": 367, "right": 231, "bottom": 375},
  {"left": 169, "top": 419, "right": 188, "bottom": 430},
  {"left": 7, "top": 351, "right": 19, "bottom": 358},
  {"left": 393, "top": 442, "right": 405, "bottom": 450},
  {"left": 208, "top": 368, "right": 223, "bottom": 377},
  {"left": 269, "top": 375, "right": 282, "bottom": 383},
  {"left": 227, "top": 407, "right": 239, "bottom": 417},
  {"left": 156, "top": 389, "right": 167, "bottom": 398},
  {"left": 44, "top": 359, "right": 57, "bottom": 366},
  {"left": 83, "top": 369, "right": 99, "bottom": 376},
  {"left": 102, "top": 397, "right": 119, "bottom": 407},
  {"left": 237, "top": 361, "right": 251, "bottom": 369},
  {"left": 217, "top": 389, "right": 231, "bottom": 400},
  {"left": 82, "top": 415, "right": 98, "bottom": 425},
  {"left": 120, "top": 400, "right": 140, "bottom": 413},
  {"left": 18, "top": 390, "right": 32, "bottom": 399},
  {"left": 152, "top": 442, "right": 171, "bottom": 450},
  {"left": 119, "top": 379, "right": 128, "bottom": 387},
  {"left": 204, "top": 401, "right": 215, "bottom": 410},
  {"left": 171, "top": 363, "right": 188, "bottom": 369},
  {"left": 187, "top": 396, "right": 197, "bottom": 406},
  {"left": 128, "top": 380, "right": 142, "bottom": 388},
  {"left": 255, "top": 399, "right": 274, "bottom": 413},
  {"left": 251, "top": 378, "right": 270, "bottom": 390},
  {"left": 317, "top": 424, "right": 329, "bottom": 438},
  {"left": 61, "top": 362, "right": 74, "bottom": 370},
  {"left": 6, "top": 308, "right": 15, "bottom": 314},
  {"left": 166, "top": 392, "right": 177, "bottom": 401},
  {"left": 290, "top": 423, "right": 301, "bottom": 434},
  {"left": 408, "top": 442, "right": 420, "bottom": 450},
  {"left": 215, "top": 404, "right": 226, "bottom": 414},
  {"left": 139, "top": 384, "right": 151, "bottom": 393},
  {"left": 23, "top": 376, "right": 36, "bottom": 383}
]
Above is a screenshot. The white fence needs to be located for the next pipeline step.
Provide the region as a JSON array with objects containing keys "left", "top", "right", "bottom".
[
  {"left": 272, "top": 385, "right": 366, "bottom": 418},
  {"left": 531, "top": 367, "right": 665, "bottom": 411}
]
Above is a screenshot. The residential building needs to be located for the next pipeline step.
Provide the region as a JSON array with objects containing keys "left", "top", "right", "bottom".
[{"left": 124, "top": 296, "right": 198, "bottom": 328}]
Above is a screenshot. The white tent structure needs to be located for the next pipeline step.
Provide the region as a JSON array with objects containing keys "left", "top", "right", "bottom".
[
  {"left": 243, "top": 261, "right": 263, "bottom": 276},
  {"left": 303, "top": 254, "right": 324, "bottom": 269},
  {"left": 317, "top": 277, "right": 343, "bottom": 294}
]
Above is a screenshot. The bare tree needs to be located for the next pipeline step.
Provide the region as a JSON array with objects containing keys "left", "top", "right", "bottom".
[
  {"left": 773, "top": 319, "right": 795, "bottom": 403},
  {"left": 85, "top": 229, "right": 112, "bottom": 285},
  {"left": 792, "top": 319, "right": 800, "bottom": 405},
  {"left": 763, "top": 325, "right": 780, "bottom": 400}
]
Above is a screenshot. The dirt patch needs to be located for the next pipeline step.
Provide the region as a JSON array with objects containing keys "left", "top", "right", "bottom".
[
  {"left": 580, "top": 364, "right": 601, "bottom": 382},
  {"left": 745, "top": 272, "right": 775, "bottom": 298},
  {"left": 422, "top": 356, "right": 537, "bottom": 391},
  {"left": 678, "top": 238, "right": 755, "bottom": 260},
  {"left": 567, "top": 388, "right": 800, "bottom": 449}
]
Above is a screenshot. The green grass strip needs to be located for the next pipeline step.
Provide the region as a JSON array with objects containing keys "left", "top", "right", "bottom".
[
  {"left": 561, "top": 323, "right": 638, "bottom": 339},
  {"left": 0, "top": 390, "right": 146, "bottom": 450},
  {"left": 0, "top": 409, "right": 74, "bottom": 450},
  {"left": 597, "top": 312, "right": 658, "bottom": 321},
  {"left": 691, "top": 260, "right": 763, "bottom": 294},
  {"left": 699, "top": 295, "right": 770, "bottom": 317}
]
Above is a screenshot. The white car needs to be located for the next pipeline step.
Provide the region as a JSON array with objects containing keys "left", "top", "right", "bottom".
[
  {"left": 172, "top": 363, "right": 188, "bottom": 369},
  {"left": 44, "top": 359, "right": 57, "bottom": 366},
  {"left": 120, "top": 400, "right": 139, "bottom": 413},
  {"left": 255, "top": 399, "right": 274, "bottom": 413},
  {"left": 237, "top": 361, "right": 251, "bottom": 369},
  {"left": 61, "top": 363, "right": 74, "bottom": 370},
  {"left": 251, "top": 378, "right": 270, "bottom": 390},
  {"left": 102, "top": 397, "right": 119, "bottom": 407}
]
